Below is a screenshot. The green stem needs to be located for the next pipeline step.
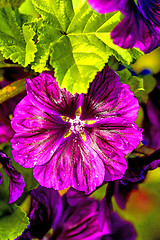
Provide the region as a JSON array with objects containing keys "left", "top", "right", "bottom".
[{"left": 0, "top": 79, "right": 26, "bottom": 104}]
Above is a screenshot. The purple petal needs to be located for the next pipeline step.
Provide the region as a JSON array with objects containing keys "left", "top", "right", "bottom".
[
  {"left": 111, "top": 3, "right": 160, "bottom": 53},
  {"left": 112, "top": 181, "right": 138, "bottom": 209},
  {"left": 138, "top": 0, "right": 160, "bottom": 27},
  {"left": 0, "top": 124, "right": 14, "bottom": 143},
  {"left": 98, "top": 197, "right": 112, "bottom": 235},
  {"left": 33, "top": 133, "right": 105, "bottom": 193},
  {"left": 17, "top": 186, "right": 63, "bottom": 239},
  {"left": 81, "top": 65, "right": 139, "bottom": 121},
  {"left": 0, "top": 151, "right": 25, "bottom": 204},
  {"left": 0, "top": 172, "right": 3, "bottom": 184},
  {"left": 87, "top": 0, "right": 160, "bottom": 53},
  {"left": 87, "top": 0, "right": 128, "bottom": 14},
  {"left": 103, "top": 213, "right": 137, "bottom": 240},
  {"left": 11, "top": 96, "right": 70, "bottom": 168},
  {"left": 123, "top": 148, "right": 160, "bottom": 183},
  {"left": 59, "top": 199, "right": 105, "bottom": 240},
  {"left": 112, "top": 147, "right": 160, "bottom": 209},
  {"left": 85, "top": 118, "right": 142, "bottom": 182},
  {"left": 26, "top": 72, "right": 80, "bottom": 118},
  {"left": 66, "top": 188, "right": 90, "bottom": 207}
]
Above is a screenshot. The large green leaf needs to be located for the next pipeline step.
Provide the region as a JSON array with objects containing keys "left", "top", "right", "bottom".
[
  {"left": 0, "top": 7, "right": 37, "bottom": 67},
  {"left": 31, "top": 0, "right": 143, "bottom": 93},
  {"left": 0, "top": 204, "right": 29, "bottom": 240}
]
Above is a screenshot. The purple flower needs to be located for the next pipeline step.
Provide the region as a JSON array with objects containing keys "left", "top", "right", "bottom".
[
  {"left": 109, "top": 146, "right": 160, "bottom": 209},
  {"left": 87, "top": 0, "right": 160, "bottom": 53},
  {"left": 11, "top": 66, "right": 142, "bottom": 193},
  {"left": 0, "top": 151, "right": 25, "bottom": 203},
  {"left": 17, "top": 186, "right": 136, "bottom": 240},
  {"left": 17, "top": 186, "right": 108, "bottom": 240}
]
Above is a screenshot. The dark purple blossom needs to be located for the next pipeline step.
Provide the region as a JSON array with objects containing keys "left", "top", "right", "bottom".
[
  {"left": 17, "top": 186, "right": 108, "bottom": 240},
  {"left": 142, "top": 73, "right": 160, "bottom": 148},
  {"left": 109, "top": 146, "right": 160, "bottom": 209},
  {"left": 17, "top": 186, "right": 136, "bottom": 240},
  {"left": 0, "top": 151, "right": 25, "bottom": 203},
  {"left": 11, "top": 66, "right": 142, "bottom": 193},
  {"left": 87, "top": 0, "right": 160, "bottom": 53}
]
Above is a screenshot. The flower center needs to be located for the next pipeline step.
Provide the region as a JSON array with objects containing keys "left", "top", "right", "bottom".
[
  {"left": 61, "top": 107, "right": 95, "bottom": 141},
  {"left": 70, "top": 116, "right": 84, "bottom": 134}
]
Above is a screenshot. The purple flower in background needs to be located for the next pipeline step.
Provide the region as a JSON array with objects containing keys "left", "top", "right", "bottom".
[
  {"left": 11, "top": 66, "right": 142, "bottom": 193},
  {"left": 0, "top": 151, "right": 25, "bottom": 203},
  {"left": 87, "top": 0, "right": 160, "bottom": 53},
  {"left": 109, "top": 146, "right": 160, "bottom": 209},
  {"left": 17, "top": 186, "right": 136, "bottom": 240},
  {"left": 17, "top": 186, "right": 108, "bottom": 240}
]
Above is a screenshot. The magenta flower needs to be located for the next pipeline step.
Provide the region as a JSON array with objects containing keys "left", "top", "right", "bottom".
[
  {"left": 11, "top": 65, "right": 142, "bottom": 193},
  {"left": 87, "top": 0, "right": 160, "bottom": 53}
]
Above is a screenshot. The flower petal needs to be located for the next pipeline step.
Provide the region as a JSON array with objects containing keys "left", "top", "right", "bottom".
[
  {"left": 0, "top": 151, "right": 25, "bottom": 204},
  {"left": 17, "top": 186, "right": 63, "bottom": 239},
  {"left": 33, "top": 134, "right": 105, "bottom": 193},
  {"left": 104, "top": 212, "right": 137, "bottom": 240},
  {"left": 0, "top": 172, "right": 3, "bottom": 185},
  {"left": 138, "top": 0, "right": 160, "bottom": 27},
  {"left": 87, "top": 0, "right": 128, "bottom": 14},
  {"left": 59, "top": 198, "right": 104, "bottom": 240},
  {"left": 81, "top": 65, "right": 139, "bottom": 121},
  {"left": 111, "top": 3, "right": 160, "bottom": 53},
  {"left": 0, "top": 124, "right": 14, "bottom": 144},
  {"left": 85, "top": 118, "right": 143, "bottom": 181},
  {"left": 87, "top": 0, "right": 160, "bottom": 53},
  {"left": 11, "top": 96, "right": 70, "bottom": 168},
  {"left": 26, "top": 72, "right": 80, "bottom": 118}
]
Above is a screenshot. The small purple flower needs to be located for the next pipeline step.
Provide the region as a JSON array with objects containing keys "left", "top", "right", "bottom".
[
  {"left": 0, "top": 151, "right": 25, "bottom": 203},
  {"left": 87, "top": 0, "right": 160, "bottom": 53},
  {"left": 11, "top": 66, "right": 142, "bottom": 193}
]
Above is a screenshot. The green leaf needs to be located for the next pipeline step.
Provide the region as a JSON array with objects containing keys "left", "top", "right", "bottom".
[
  {"left": 135, "top": 74, "right": 156, "bottom": 103},
  {"left": 0, "top": 204, "right": 29, "bottom": 240},
  {"left": 0, "top": 7, "right": 37, "bottom": 67},
  {"left": 117, "top": 68, "right": 144, "bottom": 95},
  {"left": 117, "top": 68, "right": 156, "bottom": 103},
  {"left": 31, "top": 0, "right": 143, "bottom": 93}
]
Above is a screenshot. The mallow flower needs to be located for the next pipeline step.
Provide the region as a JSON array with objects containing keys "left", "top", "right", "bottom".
[
  {"left": 17, "top": 186, "right": 136, "bottom": 240},
  {"left": 0, "top": 151, "right": 25, "bottom": 203},
  {"left": 11, "top": 65, "right": 142, "bottom": 193},
  {"left": 87, "top": 0, "right": 160, "bottom": 53}
]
